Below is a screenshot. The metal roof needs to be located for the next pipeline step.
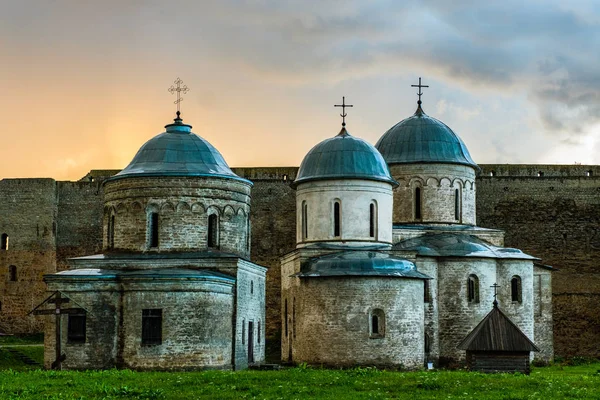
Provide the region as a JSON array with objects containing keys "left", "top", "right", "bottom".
[
  {"left": 46, "top": 268, "right": 235, "bottom": 283},
  {"left": 295, "top": 250, "right": 430, "bottom": 279},
  {"left": 393, "top": 233, "right": 538, "bottom": 260},
  {"left": 292, "top": 128, "right": 397, "bottom": 188},
  {"left": 458, "top": 305, "right": 539, "bottom": 352},
  {"left": 375, "top": 107, "right": 478, "bottom": 168},
  {"left": 106, "top": 117, "right": 251, "bottom": 184}
]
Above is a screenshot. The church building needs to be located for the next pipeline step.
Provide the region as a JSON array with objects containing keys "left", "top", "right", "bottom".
[
  {"left": 281, "top": 88, "right": 553, "bottom": 368},
  {"left": 42, "top": 111, "right": 267, "bottom": 370}
]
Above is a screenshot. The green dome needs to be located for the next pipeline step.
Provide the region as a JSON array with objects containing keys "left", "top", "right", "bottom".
[
  {"left": 107, "top": 115, "right": 250, "bottom": 184},
  {"left": 376, "top": 107, "right": 478, "bottom": 168},
  {"left": 292, "top": 127, "right": 397, "bottom": 188}
]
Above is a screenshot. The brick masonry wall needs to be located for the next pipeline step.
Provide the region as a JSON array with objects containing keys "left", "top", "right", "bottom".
[
  {"left": 0, "top": 179, "right": 57, "bottom": 333},
  {"left": 2, "top": 164, "right": 600, "bottom": 359},
  {"left": 477, "top": 168, "right": 600, "bottom": 357},
  {"left": 281, "top": 251, "right": 424, "bottom": 369}
]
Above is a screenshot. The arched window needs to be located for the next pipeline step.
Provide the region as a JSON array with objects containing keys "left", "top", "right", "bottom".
[
  {"left": 333, "top": 201, "right": 341, "bottom": 237},
  {"left": 370, "top": 309, "right": 385, "bottom": 338},
  {"left": 369, "top": 202, "right": 377, "bottom": 238},
  {"left": 8, "top": 265, "right": 17, "bottom": 282},
  {"left": 149, "top": 213, "right": 159, "bottom": 248},
  {"left": 454, "top": 188, "right": 460, "bottom": 221},
  {"left": 511, "top": 276, "right": 522, "bottom": 303},
  {"left": 301, "top": 201, "right": 308, "bottom": 240},
  {"left": 208, "top": 214, "right": 219, "bottom": 248},
  {"left": 467, "top": 274, "right": 479, "bottom": 303},
  {"left": 1, "top": 233, "right": 8, "bottom": 250},
  {"left": 415, "top": 187, "right": 422, "bottom": 220}
]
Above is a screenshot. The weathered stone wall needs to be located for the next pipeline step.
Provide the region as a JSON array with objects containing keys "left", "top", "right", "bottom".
[
  {"left": 388, "top": 163, "right": 477, "bottom": 225},
  {"left": 233, "top": 167, "right": 297, "bottom": 357},
  {"left": 44, "top": 280, "right": 120, "bottom": 370},
  {"left": 56, "top": 181, "right": 105, "bottom": 271},
  {"left": 3, "top": 164, "right": 600, "bottom": 360},
  {"left": 0, "top": 178, "right": 57, "bottom": 333},
  {"left": 234, "top": 261, "right": 267, "bottom": 369},
  {"left": 477, "top": 166, "right": 600, "bottom": 357},
  {"left": 533, "top": 267, "right": 554, "bottom": 362},
  {"left": 103, "top": 177, "right": 251, "bottom": 257},
  {"left": 281, "top": 250, "right": 424, "bottom": 368}
]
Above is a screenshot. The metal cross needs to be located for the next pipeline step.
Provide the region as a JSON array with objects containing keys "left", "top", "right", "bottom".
[
  {"left": 168, "top": 77, "right": 190, "bottom": 114},
  {"left": 411, "top": 77, "right": 429, "bottom": 106},
  {"left": 491, "top": 283, "right": 500, "bottom": 307},
  {"left": 334, "top": 96, "right": 353, "bottom": 127}
]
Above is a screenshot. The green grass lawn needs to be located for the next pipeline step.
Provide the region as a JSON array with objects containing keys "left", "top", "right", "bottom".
[
  {"left": 0, "top": 333, "right": 44, "bottom": 346},
  {"left": 0, "top": 362, "right": 599, "bottom": 400}
]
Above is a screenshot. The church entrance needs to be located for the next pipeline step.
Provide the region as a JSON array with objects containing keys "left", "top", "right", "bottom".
[{"left": 248, "top": 321, "right": 254, "bottom": 363}]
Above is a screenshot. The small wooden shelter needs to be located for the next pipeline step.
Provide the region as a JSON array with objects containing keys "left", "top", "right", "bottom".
[{"left": 458, "top": 300, "right": 539, "bottom": 374}]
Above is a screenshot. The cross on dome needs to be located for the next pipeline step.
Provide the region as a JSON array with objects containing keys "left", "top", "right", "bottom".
[
  {"left": 334, "top": 96, "right": 353, "bottom": 127},
  {"left": 411, "top": 77, "right": 429, "bottom": 107},
  {"left": 168, "top": 77, "right": 190, "bottom": 116}
]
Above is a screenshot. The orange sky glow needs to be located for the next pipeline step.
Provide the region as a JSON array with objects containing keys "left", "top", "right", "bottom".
[{"left": 1, "top": 1, "right": 599, "bottom": 181}]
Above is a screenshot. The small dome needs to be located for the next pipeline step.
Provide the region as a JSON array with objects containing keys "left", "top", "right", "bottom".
[
  {"left": 376, "top": 107, "right": 477, "bottom": 168},
  {"left": 108, "top": 114, "right": 250, "bottom": 184},
  {"left": 293, "top": 127, "right": 397, "bottom": 188}
]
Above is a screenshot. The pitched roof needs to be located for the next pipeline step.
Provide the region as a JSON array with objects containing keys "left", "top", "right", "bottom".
[{"left": 458, "top": 305, "right": 539, "bottom": 352}]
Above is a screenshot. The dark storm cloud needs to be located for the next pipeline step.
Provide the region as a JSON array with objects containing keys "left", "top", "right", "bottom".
[{"left": 202, "top": 0, "right": 600, "bottom": 136}]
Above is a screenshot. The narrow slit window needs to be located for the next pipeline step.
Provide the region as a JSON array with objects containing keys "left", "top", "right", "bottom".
[
  {"left": 208, "top": 214, "right": 218, "bottom": 248},
  {"left": 141, "top": 309, "right": 162, "bottom": 345},
  {"left": 67, "top": 314, "right": 86, "bottom": 344},
  {"left": 370, "top": 309, "right": 385, "bottom": 338},
  {"left": 284, "top": 300, "right": 288, "bottom": 338},
  {"left": 8, "top": 265, "right": 16, "bottom": 282},
  {"left": 415, "top": 187, "right": 422, "bottom": 220},
  {"left": 511, "top": 276, "right": 522, "bottom": 303},
  {"left": 424, "top": 280, "right": 430, "bottom": 303},
  {"left": 109, "top": 215, "right": 115, "bottom": 249},
  {"left": 242, "top": 319, "right": 246, "bottom": 345},
  {"left": 467, "top": 274, "right": 479, "bottom": 303},
  {"left": 454, "top": 188, "right": 460, "bottom": 221},
  {"left": 424, "top": 333, "right": 431, "bottom": 354},
  {"left": 292, "top": 297, "right": 296, "bottom": 339},
  {"left": 333, "top": 201, "right": 341, "bottom": 237},
  {"left": 1, "top": 233, "right": 8, "bottom": 250},
  {"left": 301, "top": 201, "right": 308, "bottom": 240},
  {"left": 369, "top": 203, "right": 376, "bottom": 238},
  {"left": 258, "top": 321, "right": 261, "bottom": 343},
  {"left": 149, "top": 213, "right": 159, "bottom": 248}
]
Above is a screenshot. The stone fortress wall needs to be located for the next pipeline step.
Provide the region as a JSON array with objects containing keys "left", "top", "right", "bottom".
[{"left": 1, "top": 164, "right": 599, "bottom": 358}]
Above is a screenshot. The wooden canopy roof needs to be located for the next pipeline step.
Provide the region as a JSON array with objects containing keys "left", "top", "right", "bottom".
[{"left": 458, "top": 304, "right": 539, "bottom": 352}]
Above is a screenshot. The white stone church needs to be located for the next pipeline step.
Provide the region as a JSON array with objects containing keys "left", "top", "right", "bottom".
[{"left": 281, "top": 96, "right": 553, "bottom": 368}]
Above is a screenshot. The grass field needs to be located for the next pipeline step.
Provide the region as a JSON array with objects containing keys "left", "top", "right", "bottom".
[{"left": 0, "top": 361, "right": 599, "bottom": 399}]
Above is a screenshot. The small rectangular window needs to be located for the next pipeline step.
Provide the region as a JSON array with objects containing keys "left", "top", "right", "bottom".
[
  {"left": 142, "top": 309, "right": 162, "bottom": 345},
  {"left": 67, "top": 314, "right": 86, "bottom": 344}
]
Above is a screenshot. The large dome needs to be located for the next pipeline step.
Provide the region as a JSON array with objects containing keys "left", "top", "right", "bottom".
[
  {"left": 375, "top": 107, "right": 477, "bottom": 168},
  {"left": 292, "top": 127, "right": 397, "bottom": 188},
  {"left": 107, "top": 114, "right": 250, "bottom": 184}
]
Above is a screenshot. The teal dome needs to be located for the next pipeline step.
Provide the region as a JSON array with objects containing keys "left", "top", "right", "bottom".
[
  {"left": 376, "top": 107, "right": 478, "bottom": 168},
  {"left": 292, "top": 127, "right": 397, "bottom": 188},
  {"left": 107, "top": 114, "right": 250, "bottom": 184}
]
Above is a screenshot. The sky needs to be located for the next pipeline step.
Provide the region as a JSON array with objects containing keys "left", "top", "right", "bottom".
[{"left": 1, "top": 0, "right": 600, "bottom": 180}]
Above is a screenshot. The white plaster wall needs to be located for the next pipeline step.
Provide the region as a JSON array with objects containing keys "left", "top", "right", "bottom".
[
  {"left": 389, "top": 164, "right": 477, "bottom": 225},
  {"left": 295, "top": 179, "right": 393, "bottom": 247}
]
